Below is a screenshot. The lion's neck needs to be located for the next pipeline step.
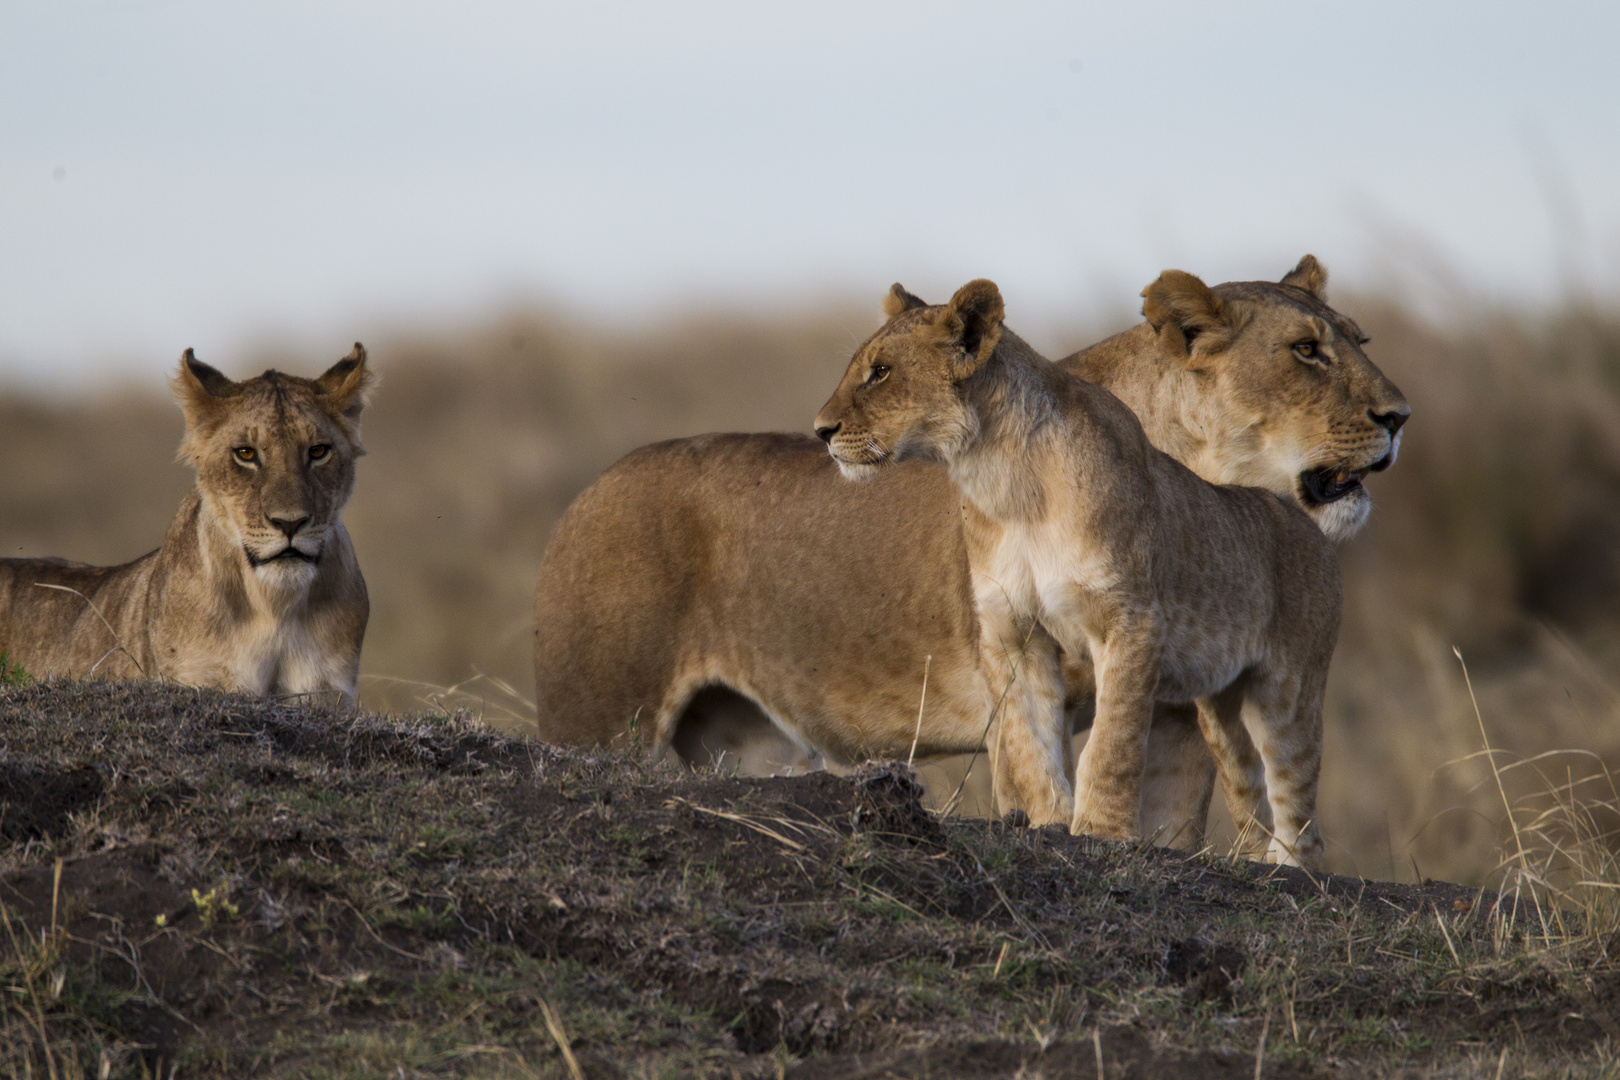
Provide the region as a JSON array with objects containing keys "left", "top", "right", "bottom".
[
  {"left": 1062, "top": 324, "right": 1229, "bottom": 486},
  {"left": 946, "top": 340, "right": 1060, "bottom": 524}
]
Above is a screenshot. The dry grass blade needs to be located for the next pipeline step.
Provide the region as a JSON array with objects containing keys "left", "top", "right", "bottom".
[
  {"left": 30, "top": 583, "right": 145, "bottom": 677},
  {"left": 1, "top": 901, "right": 64, "bottom": 1080},
  {"left": 359, "top": 671, "right": 535, "bottom": 732},
  {"left": 1455, "top": 648, "right": 1526, "bottom": 868},
  {"left": 537, "top": 999, "right": 584, "bottom": 1080},
  {"left": 908, "top": 654, "right": 931, "bottom": 767},
  {"left": 1434, "top": 905, "right": 1463, "bottom": 968},
  {"left": 1253, "top": 1007, "right": 1271, "bottom": 1080},
  {"left": 943, "top": 621, "right": 1037, "bottom": 819},
  {"left": 668, "top": 798, "right": 817, "bottom": 853}
]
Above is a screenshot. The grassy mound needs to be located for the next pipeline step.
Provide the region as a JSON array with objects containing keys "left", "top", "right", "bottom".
[{"left": 0, "top": 682, "right": 1613, "bottom": 1078}]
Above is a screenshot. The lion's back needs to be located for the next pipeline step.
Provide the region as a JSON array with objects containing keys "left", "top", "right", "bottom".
[
  {"left": 533, "top": 431, "right": 976, "bottom": 747},
  {"left": 0, "top": 552, "right": 160, "bottom": 677}
]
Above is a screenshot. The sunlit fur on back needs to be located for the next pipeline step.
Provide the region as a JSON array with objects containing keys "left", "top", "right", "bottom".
[
  {"left": 815, "top": 280, "right": 1343, "bottom": 869},
  {"left": 0, "top": 346, "right": 375, "bottom": 698}
]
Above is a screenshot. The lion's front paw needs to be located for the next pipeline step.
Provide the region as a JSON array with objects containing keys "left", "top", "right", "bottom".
[
  {"left": 1021, "top": 797, "right": 1073, "bottom": 829},
  {"left": 1069, "top": 807, "right": 1140, "bottom": 842},
  {"left": 1069, "top": 782, "right": 1140, "bottom": 841},
  {"left": 1264, "top": 831, "right": 1326, "bottom": 872}
]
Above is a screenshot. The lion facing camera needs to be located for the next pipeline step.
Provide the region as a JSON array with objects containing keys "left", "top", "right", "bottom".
[{"left": 0, "top": 346, "right": 375, "bottom": 699}]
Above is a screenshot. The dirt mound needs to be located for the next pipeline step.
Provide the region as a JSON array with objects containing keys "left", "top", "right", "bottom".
[
  {"left": 0, "top": 681, "right": 1611, "bottom": 1078},
  {"left": 0, "top": 761, "right": 103, "bottom": 841}
]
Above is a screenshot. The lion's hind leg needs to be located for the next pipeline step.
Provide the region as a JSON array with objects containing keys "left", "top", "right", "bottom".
[
  {"left": 1139, "top": 703, "right": 1216, "bottom": 851},
  {"left": 1241, "top": 670, "right": 1326, "bottom": 871},
  {"left": 1195, "top": 684, "right": 1273, "bottom": 860}
]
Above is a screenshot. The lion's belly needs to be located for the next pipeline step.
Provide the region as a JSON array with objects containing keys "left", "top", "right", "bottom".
[
  {"left": 1153, "top": 587, "right": 1272, "bottom": 702},
  {"left": 1152, "top": 647, "right": 1250, "bottom": 704},
  {"left": 718, "top": 642, "right": 998, "bottom": 765}
]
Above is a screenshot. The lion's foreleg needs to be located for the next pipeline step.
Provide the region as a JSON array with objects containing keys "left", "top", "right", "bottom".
[
  {"left": 979, "top": 610, "right": 1072, "bottom": 826},
  {"left": 1070, "top": 615, "right": 1159, "bottom": 842}
]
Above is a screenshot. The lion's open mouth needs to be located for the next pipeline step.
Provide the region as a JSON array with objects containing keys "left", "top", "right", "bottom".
[
  {"left": 1299, "top": 465, "right": 1370, "bottom": 506},
  {"left": 246, "top": 546, "right": 320, "bottom": 568}
]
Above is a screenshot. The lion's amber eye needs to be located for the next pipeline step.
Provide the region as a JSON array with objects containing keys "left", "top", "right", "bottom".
[
  {"left": 865, "top": 365, "right": 890, "bottom": 386},
  {"left": 308, "top": 444, "right": 330, "bottom": 462},
  {"left": 234, "top": 447, "right": 258, "bottom": 464},
  {"left": 1292, "top": 340, "right": 1323, "bottom": 362}
]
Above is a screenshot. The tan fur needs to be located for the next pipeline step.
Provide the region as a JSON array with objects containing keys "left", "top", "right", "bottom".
[
  {"left": 532, "top": 259, "right": 1407, "bottom": 848},
  {"left": 0, "top": 346, "right": 375, "bottom": 698},
  {"left": 1114, "top": 254, "right": 1407, "bottom": 544},
  {"left": 814, "top": 280, "right": 1343, "bottom": 868}
]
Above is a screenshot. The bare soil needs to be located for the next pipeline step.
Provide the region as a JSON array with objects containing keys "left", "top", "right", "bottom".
[{"left": 1, "top": 681, "right": 1615, "bottom": 1078}]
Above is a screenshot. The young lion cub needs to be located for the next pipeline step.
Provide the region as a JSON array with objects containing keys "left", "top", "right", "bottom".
[
  {"left": 0, "top": 346, "right": 374, "bottom": 699},
  {"left": 813, "top": 281, "right": 1341, "bottom": 868}
]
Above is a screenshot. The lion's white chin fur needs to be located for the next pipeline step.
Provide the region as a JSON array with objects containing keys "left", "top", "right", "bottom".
[
  {"left": 1307, "top": 488, "right": 1371, "bottom": 543},
  {"left": 830, "top": 456, "right": 885, "bottom": 483},
  {"left": 251, "top": 557, "right": 320, "bottom": 610}
]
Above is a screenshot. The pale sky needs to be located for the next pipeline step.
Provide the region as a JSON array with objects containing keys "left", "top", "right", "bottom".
[{"left": 3, "top": 0, "right": 1618, "bottom": 386}]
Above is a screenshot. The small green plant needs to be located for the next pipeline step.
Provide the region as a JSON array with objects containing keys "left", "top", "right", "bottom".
[
  {"left": 0, "top": 652, "right": 30, "bottom": 688},
  {"left": 191, "top": 884, "right": 240, "bottom": 927}
]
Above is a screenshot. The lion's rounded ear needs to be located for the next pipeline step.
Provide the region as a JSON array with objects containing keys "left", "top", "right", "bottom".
[
  {"left": 1141, "top": 270, "right": 1233, "bottom": 366},
  {"left": 316, "top": 342, "right": 376, "bottom": 422},
  {"left": 882, "top": 283, "right": 929, "bottom": 319},
  {"left": 1280, "top": 254, "right": 1328, "bottom": 300},
  {"left": 941, "top": 279, "right": 1005, "bottom": 378}
]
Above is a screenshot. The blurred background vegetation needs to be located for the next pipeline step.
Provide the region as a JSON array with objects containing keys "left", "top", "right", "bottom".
[{"left": 4, "top": 284, "right": 1620, "bottom": 886}]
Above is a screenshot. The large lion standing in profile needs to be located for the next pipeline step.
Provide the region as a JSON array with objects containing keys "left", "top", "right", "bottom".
[{"left": 0, "top": 346, "right": 375, "bottom": 699}]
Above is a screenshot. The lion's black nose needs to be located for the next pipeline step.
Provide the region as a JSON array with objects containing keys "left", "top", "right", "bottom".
[
  {"left": 1370, "top": 408, "right": 1408, "bottom": 435},
  {"left": 814, "top": 423, "right": 841, "bottom": 445},
  {"left": 267, "top": 514, "right": 309, "bottom": 540}
]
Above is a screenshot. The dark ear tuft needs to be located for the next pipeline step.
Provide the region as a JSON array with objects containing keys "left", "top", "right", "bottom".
[
  {"left": 1140, "top": 270, "right": 1234, "bottom": 364},
  {"left": 1280, "top": 254, "right": 1328, "bottom": 300},
  {"left": 180, "top": 349, "right": 236, "bottom": 398},
  {"left": 942, "top": 279, "right": 1006, "bottom": 377},
  {"left": 316, "top": 342, "right": 376, "bottom": 422},
  {"left": 882, "top": 283, "right": 929, "bottom": 319},
  {"left": 170, "top": 349, "right": 240, "bottom": 459},
  {"left": 172, "top": 348, "right": 237, "bottom": 414}
]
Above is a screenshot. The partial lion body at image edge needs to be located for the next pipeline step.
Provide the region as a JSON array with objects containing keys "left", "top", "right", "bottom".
[{"left": 0, "top": 347, "right": 375, "bottom": 699}]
